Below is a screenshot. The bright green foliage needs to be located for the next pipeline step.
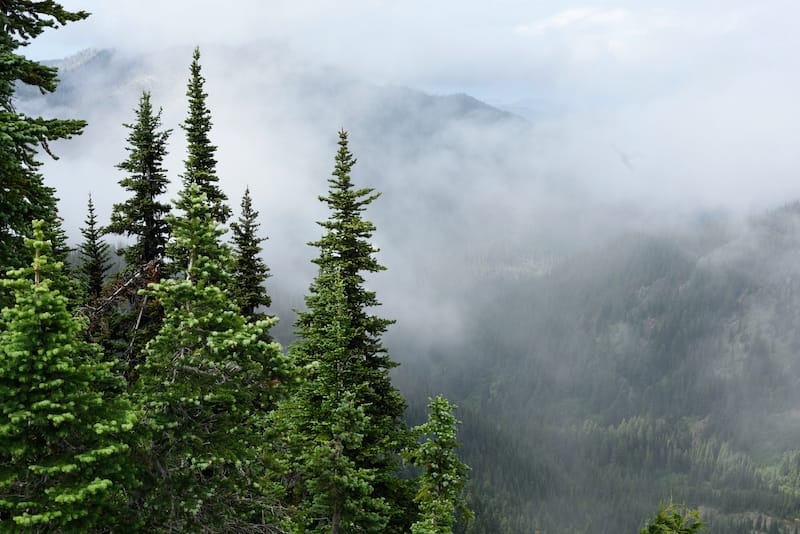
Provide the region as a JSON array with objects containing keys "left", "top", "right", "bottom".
[
  {"left": 78, "top": 194, "right": 111, "bottom": 300},
  {"left": 181, "top": 47, "right": 230, "bottom": 224},
  {"left": 0, "top": 220, "right": 137, "bottom": 531},
  {"left": 285, "top": 130, "right": 413, "bottom": 531},
  {"left": 640, "top": 503, "right": 705, "bottom": 533},
  {"left": 135, "top": 183, "right": 290, "bottom": 531},
  {"left": 0, "top": 1, "right": 88, "bottom": 301},
  {"left": 279, "top": 271, "right": 392, "bottom": 533},
  {"left": 405, "top": 396, "right": 472, "bottom": 534},
  {"left": 107, "top": 90, "right": 172, "bottom": 267},
  {"left": 230, "top": 186, "right": 271, "bottom": 319}
]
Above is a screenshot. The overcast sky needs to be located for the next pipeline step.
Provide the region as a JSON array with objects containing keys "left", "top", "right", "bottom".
[
  {"left": 28, "top": 1, "right": 800, "bottom": 107},
  {"left": 20, "top": 1, "right": 800, "bottom": 219}
]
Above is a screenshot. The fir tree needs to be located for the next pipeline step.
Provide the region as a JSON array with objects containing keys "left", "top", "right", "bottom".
[
  {"left": 0, "top": 1, "right": 88, "bottom": 306},
  {"left": 107, "top": 90, "right": 172, "bottom": 267},
  {"left": 405, "top": 396, "right": 472, "bottom": 534},
  {"left": 280, "top": 270, "right": 392, "bottom": 533},
  {"left": 231, "top": 186, "right": 271, "bottom": 319},
  {"left": 0, "top": 220, "right": 137, "bottom": 531},
  {"left": 283, "top": 130, "right": 414, "bottom": 531},
  {"left": 135, "top": 183, "right": 290, "bottom": 531},
  {"left": 103, "top": 91, "right": 171, "bottom": 374},
  {"left": 640, "top": 503, "right": 705, "bottom": 533},
  {"left": 181, "top": 47, "right": 230, "bottom": 224},
  {"left": 78, "top": 194, "right": 112, "bottom": 300}
]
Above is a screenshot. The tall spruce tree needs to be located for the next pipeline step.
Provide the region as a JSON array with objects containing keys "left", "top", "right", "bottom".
[
  {"left": 282, "top": 130, "right": 414, "bottom": 532},
  {"left": 181, "top": 47, "right": 230, "bottom": 224},
  {"left": 231, "top": 186, "right": 271, "bottom": 319},
  {"left": 103, "top": 91, "right": 171, "bottom": 374},
  {"left": 0, "top": 220, "right": 137, "bottom": 531},
  {"left": 78, "top": 194, "right": 112, "bottom": 300},
  {"left": 135, "top": 183, "right": 290, "bottom": 531},
  {"left": 107, "top": 90, "right": 172, "bottom": 267},
  {"left": 0, "top": 2, "right": 88, "bottom": 306}
]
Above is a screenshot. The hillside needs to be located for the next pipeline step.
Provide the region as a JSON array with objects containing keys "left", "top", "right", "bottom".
[{"left": 395, "top": 204, "right": 800, "bottom": 533}]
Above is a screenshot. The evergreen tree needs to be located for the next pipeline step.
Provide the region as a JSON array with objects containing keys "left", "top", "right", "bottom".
[
  {"left": 181, "top": 47, "right": 230, "bottom": 224},
  {"left": 107, "top": 90, "right": 172, "bottom": 267},
  {"left": 405, "top": 396, "right": 472, "bottom": 534},
  {"left": 640, "top": 503, "right": 705, "bottom": 533},
  {"left": 135, "top": 183, "right": 290, "bottom": 531},
  {"left": 78, "top": 194, "right": 112, "bottom": 300},
  {"left": 279, "top": 270, "right": 392, "bottom": 533},
  {"left": 0, "top": 220, "right": 137, "bottom": 531},
  {"left": 0, "top": 2, "right": 87, "bottom": 302},
  {"left": 231, "top": 186, "right": 271, "bottom": 318},
  {"left": 283, "top": 130, "right": 414, "bottom": 531},
  {"left": 102, "top": 91, "right": 171, "bottom": 374}
]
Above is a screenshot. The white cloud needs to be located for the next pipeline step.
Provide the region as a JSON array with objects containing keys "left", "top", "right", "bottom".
[{"left": 515, "top": 7, "right": 631, "bottom": 35}]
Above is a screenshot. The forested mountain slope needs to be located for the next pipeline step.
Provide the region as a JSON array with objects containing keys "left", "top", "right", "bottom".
[{"left": 395, "top": 204, "right": 800, "bottom": 533}]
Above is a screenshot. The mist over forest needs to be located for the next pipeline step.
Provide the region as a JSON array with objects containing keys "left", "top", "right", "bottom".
[{"left": 6, "top": 2, "right": 800, "bottom": 533}]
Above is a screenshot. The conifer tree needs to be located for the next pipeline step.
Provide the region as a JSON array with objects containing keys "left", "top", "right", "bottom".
[
  {"left": 0, "top": 1, "right": 88, "bottom": 306},
  {"left": 231, "top": 186, "right": 271, "bottom": 318},
  {"left": 103, "top": 91, "right": 171, "bottom": 373},
  {"left": 283, "top": 130, "right": 414, "bottom": 531},
  {"left": 107, "top": 90, "right": 172, "bottom": 267},
  {"left": 135, "top": 183, "right": 290, "bottom": 531},
  {"left": 640, "top": 503, "right": 705, "bottom": 534},
  {"left": 0, "top": 220, "right": 137, "bottom": 531},
  {"left": 181, "top": 47, "right": 230, "bottom": 224},
  {"left": 280, "top": 270, "right": 392, "bottom": 533},
  {"left": 78, "top": 194, "right": 112, "bottom": 300},
  {"left": 405, "top": 396, "right": 472, "bottom": 534}
]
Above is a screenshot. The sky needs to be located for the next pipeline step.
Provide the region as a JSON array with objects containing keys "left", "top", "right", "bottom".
[
  {"left": 26, "top": 1, "right": 800, "bottom": 210},
  {"left": 28, "top": 1, "right": 800, "bottom": 106}
]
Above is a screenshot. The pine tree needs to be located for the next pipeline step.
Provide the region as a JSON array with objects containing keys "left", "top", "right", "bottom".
[
  {"left": 78, "top": 194, "right": 112, "bottom": 300},
  {"left": 0, "top": 220, "right": 137, "bottom": 531},
  {"left": 0, "top": 2, "right": 88, "bottom": 306},
  {"left": 107, "top": 90, "right": 172, "bottom": 267},
  {"left": 405, "top": 396, "right": 472, "bottom": 534},
  {"left": 135, "top": 183, "right": 290, "bottom": 531},
  {"left": 181, "top": 47, "right": 230, "bottom": 224},
  {"left": 283, "top": 130, "right": 414, "bottom": 531},
  {"left": 231, "top": 186, "right": 271, "bottom": 319}
]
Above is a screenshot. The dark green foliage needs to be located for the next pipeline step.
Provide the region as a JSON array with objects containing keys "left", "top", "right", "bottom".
[
  {"left": 0, "top": 220, "right": 137, "bottom": 531},
  {"left": 135, "top": 183, "right": 291, "bottom": 531},
  {"left": 279, "top": 271, "right": 393, "bottom": 533},
  {"left": 102, "top": 91, "right": 171, "bottom": 375},
  {"left": 107, "top": 90, "right": 172, "bottom": 267},
  {"left": 230, "top": 186, "right": 271, "bottom": 318},
  {"left": 181, "top": 47, "right": 230, "bottom": 224},
  {"left": 0, "top": 1, "right": 88, "bottom": 306},
  {"left": 78, "top": 194, "right": 112, "bottom": 300},
  {"left": 640, "top": 503, "right": 705, "bottom": 533},
  {"left": 283, "top": 130, "right": 414, "bottom": 532},
  {"left": 406, "top": 396, "right": 472, "bottom": 534}
]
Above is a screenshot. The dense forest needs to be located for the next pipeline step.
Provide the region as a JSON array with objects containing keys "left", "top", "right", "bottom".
[
  {"left": 4, "top": 2, "right": 800, "bottom": 534},
  {"left": 0, "top": 4, "right": 469, "bottom": 532}
]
